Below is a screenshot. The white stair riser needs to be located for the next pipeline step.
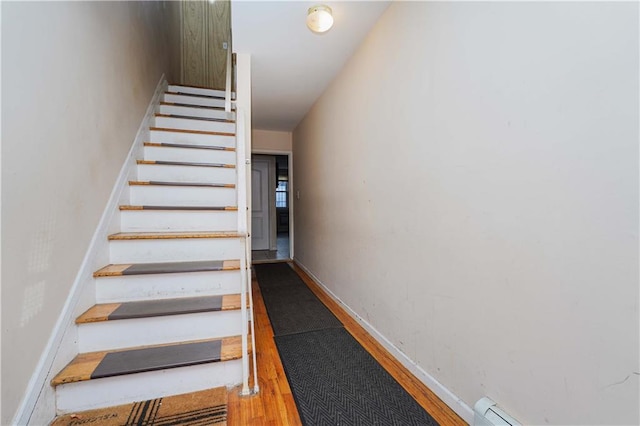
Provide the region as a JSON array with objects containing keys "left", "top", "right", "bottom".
[
  {"left": 150, "top": 130, "right": 235, "bottom": 148},
  {"left": 164, "top": 93, "right": 226, "bottom": 108},
  {"left": 167, "top": 85, "right": 234, "bottom": 98},
  {"left": 137, "top": 164, "right": 236, "bottom": 183},
  {"left": 109, "top": 237, "right": 243, "bottom": 263},
  {"left": 95, "top": 270, "right": 242, "bottom": 303},
  {"left": 144, "top": 146, "right": 236, "bottom": 164},
  {"left": 78, "top": 310, "right": 243, "bottom": 352},
  {"left": 129, "top": 186, "right": 237, "bottom": 208},
  {"left": 154, "top": 116, "right": 235, "bottom": 134},
  {"left": 121, "top": 210, "right": 237, "bottom": 232},
  {"left": 55, "top": 359, "right": 243, "bottom": 413},
  {"left": 160, "top": 104, "right": 235, "bottom": 121}
]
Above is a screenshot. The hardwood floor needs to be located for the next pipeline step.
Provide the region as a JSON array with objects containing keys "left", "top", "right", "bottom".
[{"left": 227, "top": 262, "right": 466, "bottom": 426}]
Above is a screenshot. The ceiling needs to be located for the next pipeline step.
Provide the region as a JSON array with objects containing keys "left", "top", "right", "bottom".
[{"left": 232, "top": 0, "right": 391, "bottom": 132}]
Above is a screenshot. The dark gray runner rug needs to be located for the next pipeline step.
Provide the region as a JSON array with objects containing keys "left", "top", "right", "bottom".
[
  {"left": 275, "top": 328, "right": 438, "bottom": 426},
  {"left": 254, "top": 263, "right": 438, "bottom": 425},
  {"left": 254, "top": 263, "right": 342, "bottom": 336}
]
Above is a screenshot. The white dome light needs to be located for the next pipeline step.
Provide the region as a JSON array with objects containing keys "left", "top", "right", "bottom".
[{"left": 307, "top": 5, "right": 334, "bottom": 34}]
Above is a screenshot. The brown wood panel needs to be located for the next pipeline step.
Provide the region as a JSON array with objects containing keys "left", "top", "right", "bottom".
[
  {"left": 290, "top": 262, "right": 466, "bottom": 426},
  {"left": 207, "top": 0, "right": 230, "bottom": 90},
  {"left": 181, "top": 0, "right": 207, "bottom": 87},
  {"left": 76, "top": 304, "right": 120, "bottom": 324}
]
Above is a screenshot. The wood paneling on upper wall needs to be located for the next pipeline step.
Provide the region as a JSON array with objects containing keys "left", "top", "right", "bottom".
[{"left": 181, "top": 0, "right": 230, "bottom": 90}]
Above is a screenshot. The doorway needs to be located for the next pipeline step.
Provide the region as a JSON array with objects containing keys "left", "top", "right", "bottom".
[{"left": 251, "top": 154, "right": 291, "bottom": 262}]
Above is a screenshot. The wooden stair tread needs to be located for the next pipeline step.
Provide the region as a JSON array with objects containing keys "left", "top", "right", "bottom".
[
  {"left": 76, "top": 294, "right": 242, "bottom": 324},
  {"left": 165, "top": 91, "right": 233, "bottom": 100},
  {"left": 144, "top": 142, "right": 235, "bottom": 151},
  {"left": 93, "top": 259, "right": 241, "bottom": 277},
  {"left": 160, "top": 101, "right": 235, "bottom": 111},
  {"left": 149, "top": 127, "right": 234, "bottom": 137},
  {"left": 119, "top": 205, "right": 238, "bottom": 211},
  {"left": 155, "top": 113, "right": 234, "bottom": 123},
  {"left": 108, "top": 231, "right": 241, "bottom": 240},
  {"left": 129, "top": 180, "right": 236, "bottom": 188},
  {"left": 136, "top": 159, "right": 235, "bottom": 168},
  {"left": 51, "top": 336, "right": 246, "bottom": 386}
]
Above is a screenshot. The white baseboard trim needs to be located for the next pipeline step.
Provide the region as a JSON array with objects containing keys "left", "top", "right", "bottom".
[
  {"left": 12, "top": 74, "right": 168, "bottom": 426},
  {"left": 293, "top": 259, "right": 475, "bottom": 425}
]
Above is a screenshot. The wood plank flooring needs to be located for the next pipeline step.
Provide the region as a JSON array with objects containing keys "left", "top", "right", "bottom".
[{"left": 227, "top": 263, "right": 466, "bottom": 426}]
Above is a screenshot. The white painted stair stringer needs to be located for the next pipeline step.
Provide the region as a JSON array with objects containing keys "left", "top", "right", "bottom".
[
  {"left": 78, "top": 310, "right": 243, "bottom": 352},
  {"left": 109, "top": 236, "right": 243, "bottom": 264},
  {"left": 95, "top": 270, "right": 242, "bottom": 303},
  {"left": 56, "top": 360, "right": 243, "bottom": 414},
  {"left": 129, "top": 185, "right": 237, "bottom": 207}
]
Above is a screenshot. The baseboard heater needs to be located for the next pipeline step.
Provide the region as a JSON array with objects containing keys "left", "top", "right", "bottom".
[{"left": 474, "top": 397, "right": 521, "bottom": 426}]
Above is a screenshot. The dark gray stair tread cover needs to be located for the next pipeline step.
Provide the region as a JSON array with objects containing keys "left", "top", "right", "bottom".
[
  {"left": 91, "top": 340, "right": 222, "bottom": 379},
  {"left": 123, "top": 260, "right": 225, "bottom": 275},
  {"left": 109, "top": 296, "right": 223, "bottom": 320}
]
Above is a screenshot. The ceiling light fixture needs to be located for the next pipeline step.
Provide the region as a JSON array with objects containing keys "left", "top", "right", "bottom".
[{"left": 307, "top": 5, "right": 333, "bottom": 34}]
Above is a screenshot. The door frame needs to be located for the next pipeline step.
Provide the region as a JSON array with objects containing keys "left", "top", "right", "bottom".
[{"left": 251, "top": 149, "right": 293, "bottom": 259}]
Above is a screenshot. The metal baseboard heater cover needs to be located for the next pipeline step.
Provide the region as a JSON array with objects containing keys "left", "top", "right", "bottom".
[{"left": 474, "top": 397, "right": 521, "bottom": 426}]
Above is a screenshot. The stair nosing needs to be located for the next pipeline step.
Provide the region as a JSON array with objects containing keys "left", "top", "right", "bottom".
[
  {"left": 155, "top": 113, "right": 235, "bottom": 124},
  {"left": 160, "top": 101, "right": 236, "bottom": 111},
  {"left": 119, "top": 205, "right": 238, "bottom": 211},
  {"left": 143, "top": 142, "right": 235, "bottom": 151},
  {"left": 136, "top": 160, "right": 235, "bottom": 168},
  {"left": 149, "top": 127, "right": 235, "bottom": 137},
  {"left": 93, "top": 259, "right": 241, "bottom": 277},
  {"left": 128, "top": 180, "right": 236, "bottom": 188},
  {"left": 76, "top": 294, "right": 242, "bottom": 324},
  {"left": 165, "top": 91, "right": 236, "bottom": 101},
  {"left": 108, "top": 231, "right": 242, "bottom": 240}
]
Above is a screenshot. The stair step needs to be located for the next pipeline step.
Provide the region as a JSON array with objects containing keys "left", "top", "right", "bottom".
[
  {"left": 77, "top": 294, "right": 241, "bottom": 324},
  {"left": 129, "top": 180, "right": 235, "bottom": 188},
  {"left": 143, "top": 144, "right": 236, "bottom": 165},
  {"left": 167, "top": 83, "right": 235, "bottom": 98},
  {"left": 51, "top": 336, "right": 245, "bottom": 386},
  {"left": 136, "top": 160, "right": 235, "bottom": 168},
  {"left": 144, "top": 142, "right": 234, "bottom": 151},
  {"left": 155, "top": 113, "right": 234, "bottom": 123},
  {"left": 109, "top": 231, "right": 241, "bottom": 240},
  {"left": 119, "top": 205, "right": 237, "bottom": 211},
  {"left": 94, "top": 259, "right": 240, "bottom": 277},
  {"left": 149, "top": 126, "right": 234, "bottom": 137},
  {"left": 162, "top": 93, "right": 228, "bottom": 108},
  {"left": 149, "top": 127, "right": 235, "bottom": 148},
  {"left": 154, "top": 115, "right": 235, "bottom": 134},
  {"left": 159, "top": 103, "right": 235, "bottom": 120}
]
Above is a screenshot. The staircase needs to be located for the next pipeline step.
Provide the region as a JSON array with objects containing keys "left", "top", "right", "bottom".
[{"left": 51, "top": 84, "right": 253, "bottom": 414}]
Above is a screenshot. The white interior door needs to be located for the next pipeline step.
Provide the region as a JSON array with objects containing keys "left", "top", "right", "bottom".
[{"left": 251, "top": 157, "right": 270, "bottom": 250}]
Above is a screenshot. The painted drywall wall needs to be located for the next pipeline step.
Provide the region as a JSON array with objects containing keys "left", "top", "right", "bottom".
[
  {"left": 1, "top": 2, "right": 172, "bottom": 423},
  {"left": 253, "top": 129, "right": 292, "bottom": 153},
  {"left": 293, "top": 2, "right": 639, "bottom": 424}
]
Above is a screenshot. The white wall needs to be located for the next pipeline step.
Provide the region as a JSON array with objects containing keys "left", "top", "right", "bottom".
[
  {"left": 253, "top": 129, "right": 292, "bottom": 153},
  {"left": 1, "top": 2, "right": 172, "bottom": 423},
  {"left": 293, "top": 2, "right": 639, "bottom": 424}
]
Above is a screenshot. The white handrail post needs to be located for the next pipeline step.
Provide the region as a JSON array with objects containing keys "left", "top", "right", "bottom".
[
  {"left": 236, "top": 109, "right": 250, "bottom": 396},
  {"left": 224, "top": 38, "right": 232, "bottom": 115}
]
